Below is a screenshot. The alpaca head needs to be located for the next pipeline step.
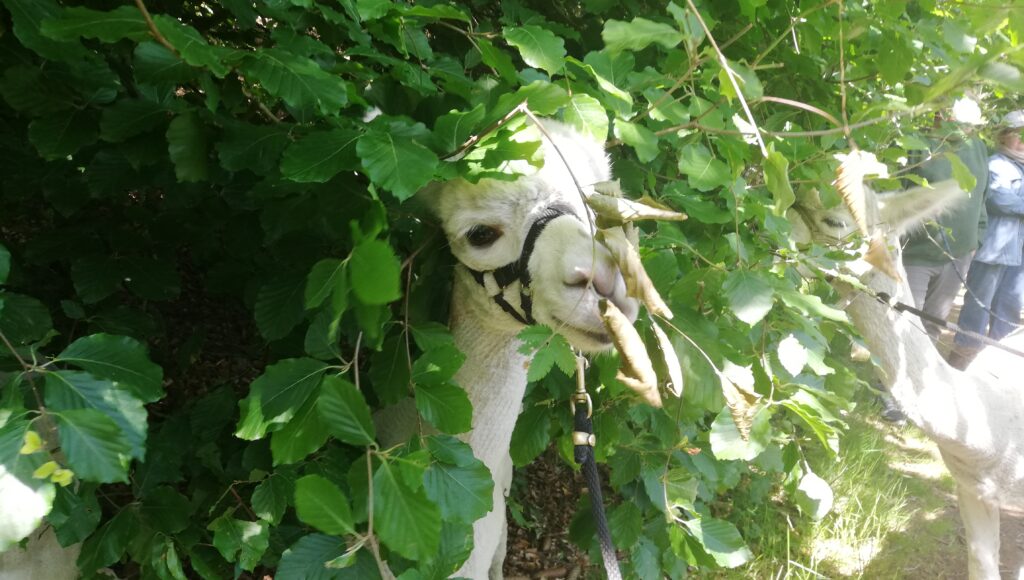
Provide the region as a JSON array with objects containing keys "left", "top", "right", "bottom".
[
  {"left": 421, "top": 121, "right": 639, "bottom": 352},
  {"left": 787, "top": 154, "right": 963, "bottom": 285}
]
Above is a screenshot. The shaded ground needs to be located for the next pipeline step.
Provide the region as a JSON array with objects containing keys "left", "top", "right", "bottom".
[{"left": 503, "top": 451, "right": 592, "bottom": 579}]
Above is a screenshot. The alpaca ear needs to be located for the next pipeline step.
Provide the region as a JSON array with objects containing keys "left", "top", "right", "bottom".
[
  {"left": 414, "top": 181, "right": 445, "bottom": 217},
  {"left": 877, "top": 179, "right": 964, "bottom": 235}
]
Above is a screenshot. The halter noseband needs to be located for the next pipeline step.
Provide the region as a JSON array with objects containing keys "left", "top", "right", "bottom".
[{"left": 466, "top": 204, "right": 578, "bottom": 325}]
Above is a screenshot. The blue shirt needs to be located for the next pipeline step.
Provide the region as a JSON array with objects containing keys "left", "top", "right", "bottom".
[{"left": 974, "top": 154, "right": 1024, "bottom": 266}]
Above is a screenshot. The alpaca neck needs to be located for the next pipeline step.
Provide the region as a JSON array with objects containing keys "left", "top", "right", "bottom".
[
  {"left": 844, "top": 271, "right": 963, "bottom": 441},
  {"left": 450, "top": 272, "right": 530, "bottom": 470}
]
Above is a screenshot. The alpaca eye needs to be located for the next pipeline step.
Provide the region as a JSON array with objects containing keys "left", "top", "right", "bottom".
[
  {"left": 466, "top": 225, "right": 502, "bottom": 247},
  {"left": 822, "top": 216, "right": 846, "bottom": 229}
]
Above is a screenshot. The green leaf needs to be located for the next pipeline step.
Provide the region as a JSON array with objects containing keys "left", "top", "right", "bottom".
[
  {"left": 681, "top": 517, "right": 752, "bottom": 568},
  {"left": 433, "top": 105, "right": 486, "bottom": 154},
  {"left": 477, "top": 39, "right": 518, "bottom": 81},
  {"left": 357, "top": 129, "right": 438, "bottom": 201},
  {"left": 100, "top": 98, "right": 169, "bottom": 143},
  {"left": 252, "top": 474, "right": 293, "bottom": 525},
  {"left": 140, "top": 486, "right": 192, "bottom": 534},
  {"left": 0, "top": 293, "right": 52, "bottom": 345},
  {"left": 603, "top": 18, "right": 684, "bottom": 52},
  {"left": 425, "top": 434, "right": 478, "bottom": 467},
  {"left": 678, "top": 143, "right": 731, "bottom": 192},
  {"left": 718, "top": 61, "right": 763, "bottom": 102},
  {"left": 305, "top": 259, "right": 347, "bottom": 310},
  {"left": 722, "top": 270, "right": 775, "bottom": 326},
  {"left": 208, "top": 514, "right": 269, "bottom": 571},
  {"left": 356, "top": 0, "right": 392, "bottom": 20},
  {"left": 77, "top": 507, "right": 139, "bottom": 575},
  {"left": 614, "top": 121, "right": 659, "bottom": 163},
  {"left": 423, "top": 457, "right": 494, "bottom": 524},
  {"left": 255, "top": 272, "right": 308, "bottom": 341},
  {"left": 153, "top": 16, "right": 233, "bottom": 77},
  {"left": 412, "top": 344, "right": 465, "bottom": 387},
  {"left": 281, "top": 129, "right": 362, "bottom": 183},
  {"left": 778, "top": 289, "right": 848, "bottom": 323},
  {"left": 56, "top": 408, "right": 130, "bottom": 483},
  {"left": 240, "top": 49, "right": 349, "bottom": 115},
  {"left": 415, "top": 382, "right": 472, "bottom": 435},
  {"left": 373, "top": 461, "right": 441, "bottom": 560},
  {"left": 216, "top": 121, "right": 291, "bottom": 173},
  {"left": 503, "top": 25, "right": 566, "bottom": 75},
  {"left": 166, "top": 112, "right": 209, "bottom": 182},
  {"left": 45, "top": 371, "right": 147, "bottom": 460},
  {"left": 369, "top": 336, "right": 412, "bottom": 406},
  {"left": 28, "top": 108, "right": 98, "bottom": 159},
  {"left": 277, "top": 534, "right": 348, "bottom": 580},
  {"left": 763, "top": 150, "right": 795, "bottom": 216},
  {"left": 0, "top": 66, "right": 75, "bottom": 115},
  {"left": 295, "top": 474, "right": 355, "bottom": 536},
  {"left": 0, "top": 0, "right": 91, "bottom": 62},
  {"left": 237, "top": 358, "right": 329, "bottom": 439},
  {"left": 509, "top": 406, "right": 551, "bottom": 466},
  {"left": 40, "top": 5, "right": 148, "bottom": 42},
  {"left": 525, "top": 333, "right": 575, "bottom": 382},
  {"left": 944, "top": 152, "right": 978, "bottom": 193},
  {"left": 318, "top": 375, "right": 376, "bottom": 445},
  {"left": 349, "top": 239, "right": 402, "bottom": 305},
  {"left": 271, "top": 393, "right": 329, "bottom": 464},
  {"left": 57, "top": 333, "right": 164, "bottom": 403},
  {"left": 709, "top": 405, "right": 770, "bottom": 461},
  {"left": 795, "top": 469, "right": 834, "bottom": 521},
  {"left": 563, "top": 94, "right": 609, "bottom": 142},
  {"left": 134, "top": 42, "right": 193, "bottom": 85}
]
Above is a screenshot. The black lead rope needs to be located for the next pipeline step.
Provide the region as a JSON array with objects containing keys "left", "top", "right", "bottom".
[
  {"left": 571, "top": 356, "right": 622, "bottom": 580},
  {"left": 875, "top": 291, "right": 1024, "bottom": 359}
]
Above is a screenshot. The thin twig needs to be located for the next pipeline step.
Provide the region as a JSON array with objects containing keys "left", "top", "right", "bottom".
[
  {"left": 239, "top": 83, "right": 281, "bottom": 124},
  {"left": 638, "top": 23, "right": 753, "bottom": 121},
  {"left": 134, "top": 0, "right": 177, "bottom": 54},
  {"left": 837, "top": 1, "right": 858, "bottom": 149},
  {"left": 754, "top": 96, "right": 842, "bottom": 127},
  {"left": 229, "top": 486, "right": 259, "bottom": 520},
  {"left": 654, "top": 115, "right": 893, "bottom": 138},
  {"left": 443, "top": 102, "right": 528, "bottom": 161},
  {"left": 685, "top": 0, "right": 768, "bottom": 157},
  {"left": 0, "top": 329, "right": 30, "bottom": 370},
  {"left": 751, "top": 0, "right": 839, "bottom": 66},
  {"left": 366, "top": 451, "right": 396, "bottom": 580}
]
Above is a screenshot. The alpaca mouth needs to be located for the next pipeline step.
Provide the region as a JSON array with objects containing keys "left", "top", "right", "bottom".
[{"left": 550, "top": 316, "right": 611, "bottom": 345}]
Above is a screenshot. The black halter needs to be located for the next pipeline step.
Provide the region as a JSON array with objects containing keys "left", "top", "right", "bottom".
[{"left": 466, "top": 204, "right": 577, "bottom": 325}]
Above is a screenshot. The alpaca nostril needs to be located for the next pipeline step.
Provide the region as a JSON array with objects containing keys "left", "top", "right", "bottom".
[{"left": 565, "top": 267, "right": 592, "bottom": 289}]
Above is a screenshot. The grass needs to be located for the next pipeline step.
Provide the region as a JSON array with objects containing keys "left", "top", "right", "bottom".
[{"left": 719, "top": 403, "right": 964, "bottom": 579}]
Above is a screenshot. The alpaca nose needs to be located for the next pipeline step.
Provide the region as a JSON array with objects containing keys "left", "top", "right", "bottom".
[{"left": 565, "top": 258, "right": 619, "bottom": 298}]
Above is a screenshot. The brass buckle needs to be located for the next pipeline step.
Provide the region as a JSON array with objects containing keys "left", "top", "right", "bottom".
[{"left": 569, "top": 353, "right": 593, "bottom": 418}]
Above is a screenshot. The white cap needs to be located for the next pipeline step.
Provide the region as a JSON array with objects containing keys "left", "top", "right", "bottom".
[
  {"left": 951, "top": 97, "right": 984, "bottom": 125},
  {"left": 1000, "top": 110, "right": 1024, "bottom": 129}
]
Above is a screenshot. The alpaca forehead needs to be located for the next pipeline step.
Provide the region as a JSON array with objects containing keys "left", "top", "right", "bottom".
[{"left": 437, "top": 175, "right": 587, "bottom": 235}]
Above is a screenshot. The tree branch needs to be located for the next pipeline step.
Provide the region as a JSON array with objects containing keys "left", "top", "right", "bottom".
[
  {"left": 134, "top": 0, "right": 177, "bottom": 55},
  {"left": 686, "top": 0, "right": 767, "bottom": 157}
]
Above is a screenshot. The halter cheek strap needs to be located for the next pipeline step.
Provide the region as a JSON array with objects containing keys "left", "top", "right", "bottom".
[{"left": 466, "top": 204, "right": 577, "bottom": 325}]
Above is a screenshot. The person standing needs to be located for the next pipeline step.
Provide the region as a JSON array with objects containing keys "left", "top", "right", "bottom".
[
  {"left": 902, "top": 100, "right": 989, "bottom": 341},
  {"left": 948, "top": 109, "right": 1024, "bottom": 369}
]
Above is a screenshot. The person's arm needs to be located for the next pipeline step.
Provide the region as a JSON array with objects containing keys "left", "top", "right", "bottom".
[{"left": 985, "top": 158, "right": 1024, "bottom": 216}]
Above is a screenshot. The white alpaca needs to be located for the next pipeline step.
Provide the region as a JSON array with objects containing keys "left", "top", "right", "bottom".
[
  {"left": 380, "top": 121, "right": 637, "bottom": 578},
  {"left": 789, "top": 174, "right": 1024, "bottom": 579}
]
